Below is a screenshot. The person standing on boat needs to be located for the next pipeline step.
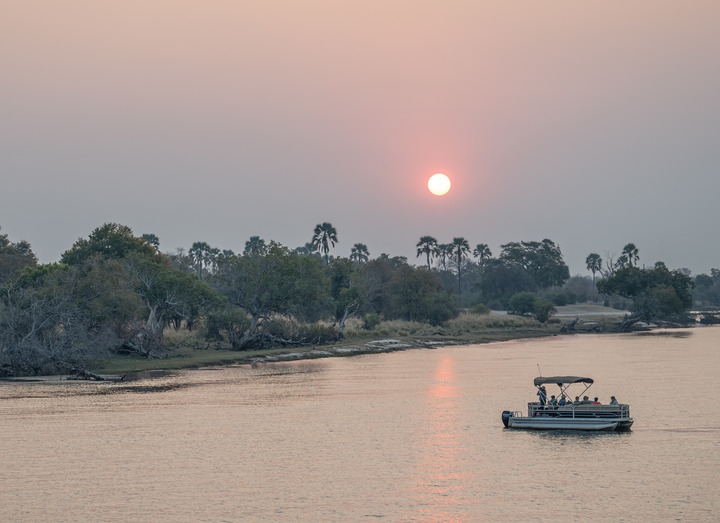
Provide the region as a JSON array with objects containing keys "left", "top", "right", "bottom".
[{"left": 537, "top": 385, "right": 547, "bottom": 406}]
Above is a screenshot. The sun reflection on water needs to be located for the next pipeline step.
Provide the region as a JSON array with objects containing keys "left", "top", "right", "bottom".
[{"left": 407, "top": 356, "right": 478, "bottom": 522}]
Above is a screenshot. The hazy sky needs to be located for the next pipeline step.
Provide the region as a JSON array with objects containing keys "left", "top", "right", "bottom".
[{"left": 2, "top": 1, "right": 719, "bottom": 275}]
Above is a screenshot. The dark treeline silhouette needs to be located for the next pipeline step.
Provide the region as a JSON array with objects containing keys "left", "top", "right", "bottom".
[{"left": 0, "top": 224, "right": 710, "bottom": 377}]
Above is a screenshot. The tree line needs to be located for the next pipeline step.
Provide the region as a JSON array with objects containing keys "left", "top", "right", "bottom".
[{"left": 0, "top": 223, "right": 712, "bottom": 377}]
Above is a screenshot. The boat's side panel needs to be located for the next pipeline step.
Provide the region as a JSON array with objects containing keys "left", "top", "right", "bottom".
[{"left": 507, "top": 417, "right": 619, "bottom": 431}]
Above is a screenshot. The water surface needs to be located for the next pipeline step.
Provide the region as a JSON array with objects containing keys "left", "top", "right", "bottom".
[{"left": 1, "top": 328, "right": 718, "bottom": 521}]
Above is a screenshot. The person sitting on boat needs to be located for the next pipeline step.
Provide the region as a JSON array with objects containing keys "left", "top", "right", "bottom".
[
  {"left": 558, "top": 395, "right": 567, "bottom": 406},
  {"left": 592, "top": 397, "right": 601, "bottom": 404},
  {"left": 582, "top": 395, "right": 592, "bottom": 404},
  {"left": 548, "top": 395, "right": 558, "bottom": 407},
  {"left": 537, "top": 386, "right": 547, "bottom": 406},
  {"left": 609, "top": 396, "right": 619, "bottom": 405},
  {"left": 573, "top": 396, "right": 581, "bottom": 405}
]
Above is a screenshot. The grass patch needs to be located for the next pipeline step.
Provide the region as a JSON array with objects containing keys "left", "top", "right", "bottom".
[{"left": 90, "top": 311, "right": 626, "bottom": 375}]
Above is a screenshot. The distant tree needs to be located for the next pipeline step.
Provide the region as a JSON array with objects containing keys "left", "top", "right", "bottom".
[
  {"left": 126, "top": 254, "right": 218, "bottom": 352},
  {"left": 597, "top": 265, "right": 694, "bottom": 329},
  {"left": 450, "top": 237, "right": 471, "bottom": 295},
  {"left": 141, "top": 233, "right": 160, "bottom": 250},
  {"left": 622, "top": 243, "right": 639, "bottom": 268},
  {"left": 210, "top": 243, "right": 329, "bottom": 348},
  {"left": 508, "top": 291, "right": 537, "bottom": 316},
  {"left": 189, "top": 241, "right": 214, "bottom": 280},
  {"left": 499, "top": 239, "right": 570, "bottom": 289},
  {"left": 436, "top": 243, "right": 453, "bottom": 271},
  {"left": 386, "top": 264, "right": 458, "bottom": 324},
  {"left": 243, "top": 236, "right": 267, "bottom": 257},
  {"left": 533, "top": 300, "right": 556, "bottom": 323},
  {"left": 61, "top": 223, "right": 157, "bottom": 265},
  {"left": 585, "top": 253, "right": 602, "bottom": 294},
  {"left": 349, "top": 243, "right": 369, "bottom": 264},
  {"left": 312, "top": 222, "right": 338, "bottom": 265},
  {"left": 473, "top": 243, "right": 492, "bottom": 269},
  {"left": 293, "top": 242, "right": 319, "bottom": 257},
  {"left": 0, "top": 227, "right": 37, "bottom": 284},
  {"left": 416, "top": 236, "right": 438, "bottom": 269}
]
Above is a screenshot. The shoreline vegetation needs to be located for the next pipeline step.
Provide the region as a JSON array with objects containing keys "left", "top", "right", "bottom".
[
  {"left": 6, "top": 305, "right": 636, "bottom": 383},
  {"left": 4, "top": 224, "right": 709, "bottom": 381}
]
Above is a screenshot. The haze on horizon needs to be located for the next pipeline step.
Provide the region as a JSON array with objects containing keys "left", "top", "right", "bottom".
[{"left": 2, "top": 1, "right": 719, "bottom": 276}]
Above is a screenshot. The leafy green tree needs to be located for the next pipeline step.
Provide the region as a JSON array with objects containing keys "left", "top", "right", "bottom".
[
  {"left": 499, "top": 239, "right": 570, "bottom": 289},
  {"left": 597, "top": 265, "right": 693, "bottom": 328},
  {"left": 210, "top": 243, "right": 329, "bottom": 347},
  {"left": 350, "top": 243, "right": 369, "bottom": 264},
  {"left": 508, "top": 291, "right": 537, "bottom": 315},
  {"left": 386, "top": 265, "right": 458, "bottom": 324},
  {"left": 312, "top": 222, "right": 338, "bottom": 265},
  {"left": 142, "top": 233, "right": 160, "bottom": 250},
  {"left": 61, "top": 223, "right": 158, "bottom": 265},
  {"left": 0, "top": 227, "right": 37, "bottom": 284},
  {"left": 243, "top": 236, "right": 267, "bottom": 257},
  {"left": 127, "top": 254, "right": 218, "bottom": 352},
  {"left": 450, "top": 237, "right": 470, "bottom": 295},
  {"left": 416, "top": 236, "right": 438, "bottom": 269},
  {"left": 0, "top": 260, "right": 138, "bottom": 376},
  {"left": 533, "top": 300, "right": 556, "bottom": 323},
  {"left": 480, "top": 259, "right": 535, "bottom": 306}
]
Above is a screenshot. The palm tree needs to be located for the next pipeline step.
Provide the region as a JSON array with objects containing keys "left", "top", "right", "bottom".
[
  {"left": 350, "top": 243, "right": 369, "bottom": 263},
  {"left": 451, "top": 237, "right": 470, "bottom": 295},
  {"left": 189, "top": 241, "right": 212, "bottom": 280},
  {"left": 312, "top": 222, "right": 338, "bottom": 265},
  {"left": 622, "top": 243, "right": 639, "bottom": 268},
  {"left": 416, "top": 236, "right": 438, "bottom": 269},
  {"left": 243, "top": 236, "right": 267, "bottom": 257},
  {"left": 473, "top": 243, "right": 492, "bottom": 270},
  {"left": 585, "top": 253, "right": 602, "bottom": 294},
  {"left": 436, "top": 243, "right": 452, "bottom": 270}
]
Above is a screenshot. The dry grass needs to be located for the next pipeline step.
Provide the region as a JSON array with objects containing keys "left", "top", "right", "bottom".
[{"left": 92, "top": 309, "right": 626, "bottom": 375}]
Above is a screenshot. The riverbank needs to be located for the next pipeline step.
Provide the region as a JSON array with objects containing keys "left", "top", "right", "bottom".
[{"left": 83, "top": 305, "right": 630, "bottom": 378}]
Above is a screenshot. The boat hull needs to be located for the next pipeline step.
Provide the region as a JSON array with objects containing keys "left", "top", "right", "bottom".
[
  {"left": 508, "top": 417, "right": 620, "bottom": 431},
  {"left": 502, "top": 410, "right": 633, "bottom": 431}
]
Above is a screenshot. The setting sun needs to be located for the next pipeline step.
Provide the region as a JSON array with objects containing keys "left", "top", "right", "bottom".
[{"left": 427, "top": 173, "right": 451, "bottom": 196}]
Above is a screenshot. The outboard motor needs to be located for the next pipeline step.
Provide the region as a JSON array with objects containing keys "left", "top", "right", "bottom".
[{"left": 502, "top": 410, "right": 513, "bottom": 428}]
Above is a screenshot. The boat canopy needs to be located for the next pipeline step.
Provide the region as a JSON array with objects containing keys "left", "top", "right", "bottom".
[{"left": 533, "top": 376, "right": 594, "bottom": 386}]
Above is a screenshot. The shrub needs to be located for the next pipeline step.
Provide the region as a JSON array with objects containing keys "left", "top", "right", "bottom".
[
  {"left": 469, "top": 303, "right": 491, "bottom": 315},
  {"left": 363, "top": 312, "right": 382, "bottom": 330}
]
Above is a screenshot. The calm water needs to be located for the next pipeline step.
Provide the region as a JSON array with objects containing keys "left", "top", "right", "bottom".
[{"left": 1, "top": 328, "right": 719, "bottom": 522}]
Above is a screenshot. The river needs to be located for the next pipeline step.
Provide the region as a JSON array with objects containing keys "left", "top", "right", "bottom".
[{"left": 1, "top": 327, "right": 718, "bottom": 522}]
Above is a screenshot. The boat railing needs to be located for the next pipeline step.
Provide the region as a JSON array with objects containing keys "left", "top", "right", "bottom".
[{"left": 528, "top": 402, "right": 630, "bottom": 419}]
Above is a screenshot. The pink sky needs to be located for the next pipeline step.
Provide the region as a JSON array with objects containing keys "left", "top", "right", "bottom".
[{"left": 2, "top": 1, "right": 719, "bottom": 274}]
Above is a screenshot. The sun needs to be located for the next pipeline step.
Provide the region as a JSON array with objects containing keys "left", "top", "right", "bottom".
[{"left": 428, "top": 173, "right": 451, "bottom": 196}]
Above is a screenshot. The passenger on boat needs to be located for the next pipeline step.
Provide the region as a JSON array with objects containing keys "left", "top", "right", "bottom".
[
  {"left": 558, "top": 395, "right": 567, "bottom": 406},
  {"left": 609, "top": 396, "right": 619, "bottom": 405},
  {"left": 537, "top": 386, "right": 547, "bottom": 406},
  {"left": 573, "top": 396, "right": 581, "bottom": 405},
  {"left": 592, "top": 397, "right": 601, "bottom": 404},
  {"left": 582, "top": 396, "right": 592, "bottom": 404},
  {"left": 548, "top": 395, "right": 558, "bottom": 407}
]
